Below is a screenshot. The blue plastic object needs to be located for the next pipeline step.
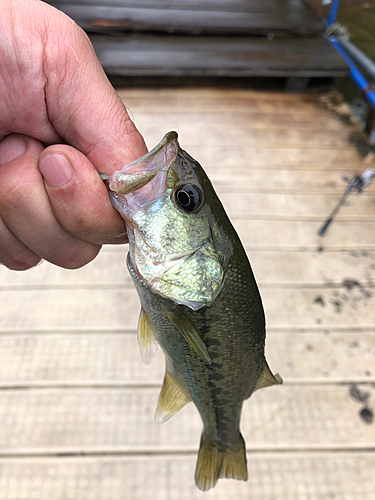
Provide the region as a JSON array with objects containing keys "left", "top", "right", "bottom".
[
  {"left": 326, "top": 0, "right": 375, "bottom": 110},
  {"left": 327, "top": 0, "right": 341, "bottom": 27},
  {"left": 330, "top": 37, "right": 375, "bottom": 109}
]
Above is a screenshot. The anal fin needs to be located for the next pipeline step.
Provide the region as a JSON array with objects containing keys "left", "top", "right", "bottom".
[
  {"left": 254, "top": 359, "right": 283, "bottom": 393},
  {"left": 137, "top": 307, "right": 158, "bottom": 365},
  {"left": 155, "top": 371, "right": 191, "bottom": 424}
]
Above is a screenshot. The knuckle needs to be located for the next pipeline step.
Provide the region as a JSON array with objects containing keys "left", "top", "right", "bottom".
[
  {"left": 0, "top": 180, "right": 24, "bottom": 212},
  {"left": 0, "top": 175, "right": 34, "bottom": 213}
]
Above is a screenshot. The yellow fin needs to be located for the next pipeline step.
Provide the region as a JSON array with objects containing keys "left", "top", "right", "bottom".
[
  {"left": 155, "top": 371, "right": 191, "bottom": 424},
  {"left": 254, "top": 359, "right": 283, "bottom": 392},
  {"left": 195, "top": 433, "right": 248, "bottom": 491},
  {"left": 166, "top": 310, "right": 211, "bottom": 365},
  {"left": 137, "top": 307, "right": 158, "bottom": 365}
]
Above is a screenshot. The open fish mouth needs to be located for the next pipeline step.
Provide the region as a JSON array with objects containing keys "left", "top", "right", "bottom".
[{"left": 102, "top": 131, "right": 179, "bottom": 199}]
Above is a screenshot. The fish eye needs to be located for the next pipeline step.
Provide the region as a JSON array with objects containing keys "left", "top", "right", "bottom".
[{"left": 175, "top": 184, "right": 203, "bottom": 213}]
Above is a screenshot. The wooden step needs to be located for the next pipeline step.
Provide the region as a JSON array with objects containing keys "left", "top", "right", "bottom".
[
  {"left": 49, "top": 0, "right": 325, "bottom": 36},
  {"left": 91, "top": 35, "right": 348, "bottom": 78}
]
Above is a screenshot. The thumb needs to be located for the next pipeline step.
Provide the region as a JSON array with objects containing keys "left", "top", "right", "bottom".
[
  {"left": 40, "top": 2, "right": 148, "bottom": 172},
  {"left": 39, "top": 144, "right": 128, "bottom": 245}
]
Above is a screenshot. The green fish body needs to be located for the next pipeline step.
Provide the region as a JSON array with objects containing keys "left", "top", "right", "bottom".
[{"left": 104, "top": 132, "right": 282, "bottom": 491}]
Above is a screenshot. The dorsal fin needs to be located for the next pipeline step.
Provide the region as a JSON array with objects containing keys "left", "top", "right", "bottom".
[
  {"left": 254, "top": 360, "right": 283, "bottom": 393},
  {"left": 155, "top": 371, "right": 191, "bottom": 424},
  {"left": 137, "top": 307, "right": 158, "bottom": 365},
  {"left": 166, "top": 309, "right": 211, "bottom": 365}
]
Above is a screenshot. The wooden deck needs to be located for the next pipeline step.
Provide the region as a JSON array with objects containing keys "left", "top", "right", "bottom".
[{"left": 0, "top": 87, "right": 375, "bottom": 498}]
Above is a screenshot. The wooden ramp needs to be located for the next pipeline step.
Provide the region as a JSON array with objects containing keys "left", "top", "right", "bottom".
[
  {"left": 0, "top": 88, "right": 375, "bottom": 499},
  {"left": 48, "top": 0, "right": 348, "bottom": 79}
]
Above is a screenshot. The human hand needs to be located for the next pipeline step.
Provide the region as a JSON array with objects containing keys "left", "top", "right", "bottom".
[{"left": 0, "top": 0, "right": 147, "bottom": 270}]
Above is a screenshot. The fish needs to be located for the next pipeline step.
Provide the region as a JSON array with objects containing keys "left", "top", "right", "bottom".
[{"left": 103, "top": 131, "right": 282, "bottom": 491}]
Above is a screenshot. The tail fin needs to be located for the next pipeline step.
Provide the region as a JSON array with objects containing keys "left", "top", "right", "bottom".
[{"left": 194, "top": 433, "right": 248, "bottom": 491}]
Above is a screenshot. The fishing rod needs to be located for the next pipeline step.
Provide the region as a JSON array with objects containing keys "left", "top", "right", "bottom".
[
  {"left": 317, "top": 0, "right": 375, "bottom": 236},
  {"left": 318, "top": 149, "right": 375, "bottom": 236}
]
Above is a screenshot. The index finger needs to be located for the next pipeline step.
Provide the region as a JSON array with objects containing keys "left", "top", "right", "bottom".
[{"left": 34, "top": 2, "right": 148, "bottom": 173}]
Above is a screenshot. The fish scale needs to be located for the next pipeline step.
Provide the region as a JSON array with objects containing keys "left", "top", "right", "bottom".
[{"left": 103, "top": 131, "right": 282, "bottom": 491}]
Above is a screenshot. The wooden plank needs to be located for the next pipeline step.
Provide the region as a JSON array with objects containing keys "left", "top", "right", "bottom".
[
  {"left": 130, "top": 110, "right": 351, "bottom": 131},
  {"left": 0, "top": 331, "right": 373, "bottom": 385},
  {"left": 119, "top": 87, "right": 327, "bottom": 99},
  {"left": 168, "top": 453, "right": 375, "bottom": 500},
  {"left": 0, "top": 453, "right": 374, "bottom": 500},
  {"left": 118, "top": 88, "right": 346, "bottom": 111},
  {"left": 0, "top": 283, "right": 374, "bottom": 331},
  {"left": 1, "top": 249, "right": 374, "bottom": 289},
  {"left": 92, "top": 36, "right": 348, "bottom": 78},
  {"left": 162, "top": 145, "right": 362, "bottom": 169},
  {"left": 219, "top": 193, "right": 375, "bottom": 217},
  {"left": 102, "top": 165, "right": 370, "bottom": 194},
  {"left": 53, "top": 4, "right": 323, "bottom": 36},
  {"left": 208, "top": 170, "right": 375, "bottom": 194},
  {"left": 250, "top": 250, "right": 375, "bottom": 286},
  {"left": 50, "top": 0, "right": 319, "bottom": 15},
  {"left": 139, "top": 125, "right": 358, "bottom": 149},
  {"left": 0, "top": 385, "right": 373, "bottom": 451},
  {"left": 0, "top": 457, "right": 168, "bottom": 500},
  {"left": 0, "top": 332, "right": 164, "bottom": 385},
  {"left": 265, "top": 331, "right": 375, "bottom": 383},
  {"left": 232, "top": 219, "right": 375, "bottom": 250}
]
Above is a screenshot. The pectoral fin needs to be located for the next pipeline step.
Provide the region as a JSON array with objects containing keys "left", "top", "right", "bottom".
[
  {"left": 166, "top": 310, "right": 211, "bottom": 365},
  {"left": 155, "top": 371, "right": 191, "bottom": 423},
  {"left": 254, "top": 360, "right": 283, "bottom": 393},
  {"left": 137, "top": 307, "right": 158, "bottom": 365}
]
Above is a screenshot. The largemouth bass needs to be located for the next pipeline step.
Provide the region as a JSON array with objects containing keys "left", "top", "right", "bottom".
[{"left": 103, "top": 132, "right": 282, "bottom": 491}]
